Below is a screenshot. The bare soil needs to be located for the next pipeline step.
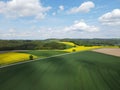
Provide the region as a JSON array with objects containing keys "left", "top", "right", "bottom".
[{"left": 93, "top": 48, "right": 120, "bottom": 57}]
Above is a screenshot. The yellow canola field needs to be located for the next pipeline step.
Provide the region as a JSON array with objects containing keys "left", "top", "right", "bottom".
[
  {"left": 0, "top": 52, "right": 37, "bottom": 65},
  {"left": 59, "top": 42, "right": 77, "bottom": 46},
  {"left": 59, "top": 41, "right": 102, "bottom": 52},
  {"left": 63, "top": 46, "right": 102, "bottom": 52}
]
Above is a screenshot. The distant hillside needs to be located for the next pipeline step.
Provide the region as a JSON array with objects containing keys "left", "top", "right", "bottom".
[{"left": 0, "top": 39, "right": 119, "bottom": 51}]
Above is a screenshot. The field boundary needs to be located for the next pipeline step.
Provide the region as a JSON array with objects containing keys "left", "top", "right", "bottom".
[{"left": 0, "top": 51, "right": 80, "bottom": 69}]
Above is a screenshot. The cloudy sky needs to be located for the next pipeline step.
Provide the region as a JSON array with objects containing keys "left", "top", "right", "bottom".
[{"left": 0, "top": 0, "right": 120, "bottom": 39}]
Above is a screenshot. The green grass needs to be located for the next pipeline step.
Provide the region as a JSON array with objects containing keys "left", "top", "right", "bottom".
[
  {"left": 20, "top": 50, "right": 68, "bottom": 58},
  {"left": 0, "top": 51, "right": 120, "bottom": 90}
]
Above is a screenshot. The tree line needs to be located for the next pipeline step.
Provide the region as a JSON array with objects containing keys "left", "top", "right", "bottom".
[
  {"left": 0, "top": 40, "right": 66, "bottom": 51},
  {"left": 0, "top": 39, "right": 120, "bottom": 51},
  {"left": 61, "top": 39, "right": 120, "bottom": 46}
]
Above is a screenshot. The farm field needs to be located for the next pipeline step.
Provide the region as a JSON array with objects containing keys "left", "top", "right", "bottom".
[
  {"left": 0, "top": 41, "right": 103, "bottom": 66},
  {"left": 63, "top": 46, "right": 102, "bottom": 52},
  {"left": 20, "top": 50, "right": 68, "bottom": 58},
  {"left": 0, "top": 52, "right": 37, "bottom": 66},
  {"left": 0, "top": 51, "right": 120, "bottom": 90},
  {"left": 0, "top": 0, "right": 119, "bottom": 89},
  {"left": 0, "top": 50, "right": 67, "bottom": 66},
  {"left": 93, "top": 48, "right": 120, "bottom": 57},
  {"left": 59, "top": 41, "right": 102, "bottom": 52},
  {"left": 59, "top": 41, "right": 77, "bottom": 46}
]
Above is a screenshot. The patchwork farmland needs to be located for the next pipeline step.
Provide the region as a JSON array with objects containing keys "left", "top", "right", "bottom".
[
  {"left": 0, "top": 0, "right": 119, "bottom": 89},
  {"left": 0, "top": 40, "right": 120, "bottom": 90},
  {"left": 0, "top": 51, "right": 120, "bottom": 90},
  {"left": 0, "top": 41, "right": 101, "bottom": 65}
]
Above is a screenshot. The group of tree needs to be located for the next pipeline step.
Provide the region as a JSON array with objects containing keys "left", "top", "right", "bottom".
[
  {"left": 0, "top": 40, "right": 66, "bottom": 51},
  {"left": 61, "top": 39, "right": 120, "bottom": 46}
]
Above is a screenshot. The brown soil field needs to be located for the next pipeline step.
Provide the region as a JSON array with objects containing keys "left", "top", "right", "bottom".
[{"left": 93, "top": 48, "right": 120, "bottom": 57}]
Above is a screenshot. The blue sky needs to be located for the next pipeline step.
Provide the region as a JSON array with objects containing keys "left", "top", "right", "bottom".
[{"left": 0, "top": 0, "right": 120, "bottom": 39}]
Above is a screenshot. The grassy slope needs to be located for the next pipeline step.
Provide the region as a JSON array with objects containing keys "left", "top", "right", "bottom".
[{"left": 0, "top": 51, "right": 120, "bottom": 90}]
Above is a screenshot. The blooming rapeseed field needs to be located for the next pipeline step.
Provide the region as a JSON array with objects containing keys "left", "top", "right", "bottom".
[
  {"left": 63, "top": 46, "right": 102, "bottom": 52},
  {"left": 0, "top": 52, "right": 37, "bottom": 65},
  {"left": 59, "top": 42, "right": 78, "bottom": 46},
  {"left": 60, "top": 41, "right": 102, "bottom": 52}
]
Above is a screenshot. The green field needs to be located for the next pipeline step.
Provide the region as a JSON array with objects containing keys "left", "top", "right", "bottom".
[
  {"left": 0, "top": 51, "right": 120, "bottom": 90},
  {"left": 20, "top": 50, "right": 68, "bottom": 57}
]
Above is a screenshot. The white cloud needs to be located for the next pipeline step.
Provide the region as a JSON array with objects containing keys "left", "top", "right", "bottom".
[
  {"left": 64, "top": 20, "right": 99, "bottom": 32},
  {"left": 1, "top": 25, "right": 120, "bottom": 39},
  {"left": 59, "top": 5, "right": 64, "bottom": 11},
  {"left": 52, "top": 12, "right": 56, "bottom": 16},
  {"left": 0, "top": 0, "right": 51, "bottom": 19},
  {"left": 68, "top": 1, "right": 95, "bottom": 14},
  {"left": 0, "top": 31, "right": 34, "bottom": 38},
  {"left": 99, "top": 9, "right": 120, "bottom": 26},
  {"left": 8, "top": 28, "right": 16, "bottom": 33}
]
